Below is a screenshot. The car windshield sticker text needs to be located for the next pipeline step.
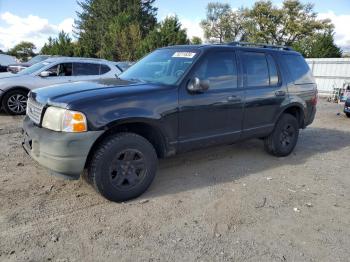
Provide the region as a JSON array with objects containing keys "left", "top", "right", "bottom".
[{"left": 172, "top": 52, "right": 196, "bottom": 58}]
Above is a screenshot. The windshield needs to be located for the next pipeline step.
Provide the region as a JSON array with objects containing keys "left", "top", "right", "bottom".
[
  {"left": 28, "top": 55, "right": 49, "bottom": 65},
  {"left": 17, "top": 61, "right": 51, "bottom": 75},
  {"left": 119, "top": 49, "right": 199, "bottom": 85}
]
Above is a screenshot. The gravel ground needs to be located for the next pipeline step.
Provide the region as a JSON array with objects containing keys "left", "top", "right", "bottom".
[{"left": 0, "top": 99, "right": 349, "bottom": 262}]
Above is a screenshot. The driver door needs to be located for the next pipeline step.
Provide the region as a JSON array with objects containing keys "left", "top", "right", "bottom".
[
  {"left": 36, "top": 63, "right": 73, "bottom": 88},
  {"left": 178, "top": 49, "right": 245, "bottom": 152}
]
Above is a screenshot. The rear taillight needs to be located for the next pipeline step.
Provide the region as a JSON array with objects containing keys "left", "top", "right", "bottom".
[{"left": 311, "top": 90, "right": 318, "bottom": 106}]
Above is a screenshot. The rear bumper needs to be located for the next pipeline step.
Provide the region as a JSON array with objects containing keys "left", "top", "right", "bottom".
[
  {"left": 22, "top": 116, "right": 103, "bottom": 179},
  {"left": 304, "top": 105, "right": 316, "bottom": 128},
  {"left": 0, "top": 89, "right": 4, "bottom": 105}
]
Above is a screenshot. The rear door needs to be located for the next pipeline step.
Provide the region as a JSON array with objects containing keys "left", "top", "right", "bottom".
[
  {"left": 239, "top": 50, "right": 287, "bottom": 137},
  {"left": 178, "top": 49, "right": 244, "bottom": 151}
]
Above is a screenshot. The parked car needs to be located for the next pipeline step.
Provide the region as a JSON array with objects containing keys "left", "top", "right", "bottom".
[
  {"left": 0, "top": 54, "right": 17, "bottom": 72},
  {"left": 0, "top": 57, "right": 123, "bottom": 115},
  {"left": 345, "top": 98, "right": 350, "bottom": 118},
  {"left": 7, "top": 55, "right": 51, "bottom": 73},
  {"left": 115, "top": 61, "right": 134, "bottom": 72},
  {"left": 22, "top": 42, "right": 318, "bottom": 202}
]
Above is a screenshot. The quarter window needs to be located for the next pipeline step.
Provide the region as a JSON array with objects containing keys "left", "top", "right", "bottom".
[
  {"left": 73, "top": 63, "right": 100, "bottom": 76},
  {"left": 100, "top": 64, "right": 111, "bottom": 74},
  {"left": 193, "top": 51, "right": 238, "bottom": 89},
  {"left": 283, "top": 54, "right": 314, "bottom": 84}
]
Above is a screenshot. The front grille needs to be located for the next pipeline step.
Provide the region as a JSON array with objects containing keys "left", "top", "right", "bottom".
[{"left": 26, "top": 97, "right": 44, "bottom": 124}]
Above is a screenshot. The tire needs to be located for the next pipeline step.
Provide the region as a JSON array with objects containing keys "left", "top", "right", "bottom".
[
  {"left": 88, "top": 132, "right": 158, "bottom": 202},
  {"left": 346, "top": 113, "right": 350, "bottom": 118},
  {"left": 264, "top": 114, "right": 299, "bottom": 157},
  {"left": 2, "top": 89, "right": 28, "bottom": 115}
]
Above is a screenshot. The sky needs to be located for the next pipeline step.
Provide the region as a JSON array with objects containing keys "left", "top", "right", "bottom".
[{"left": 0, "top": 0, "right": 349, "bottom": 52}]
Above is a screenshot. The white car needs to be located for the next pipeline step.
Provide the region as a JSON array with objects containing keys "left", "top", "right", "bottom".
[{"left": 0, "top": 57, "right": 123, "bottom": 115}]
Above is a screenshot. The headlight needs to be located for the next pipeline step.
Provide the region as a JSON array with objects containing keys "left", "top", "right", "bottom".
[{"left": 42, "top": 107, "right": 87, "bottom": 132}]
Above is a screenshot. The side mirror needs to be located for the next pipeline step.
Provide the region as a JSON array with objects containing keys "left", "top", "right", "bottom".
[
  {"left": 39, "top": 71, "right": 51, "bottom": 77},
  {"left": 187, "top": 77, "right": 210, "bottom": 93}
]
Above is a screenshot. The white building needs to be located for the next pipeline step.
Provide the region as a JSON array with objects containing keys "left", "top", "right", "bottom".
[{"left": 306, "top": 58, "right": 350, "bottom": 95}]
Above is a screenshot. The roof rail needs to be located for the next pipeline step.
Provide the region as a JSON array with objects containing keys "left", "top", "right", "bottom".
[{"left": 228, "top": 41, "right": 293, "bottom": 51}]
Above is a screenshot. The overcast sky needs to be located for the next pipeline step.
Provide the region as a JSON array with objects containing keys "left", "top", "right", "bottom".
[{"left": 0, "top": 0, "right": 349, "bottom": 52}]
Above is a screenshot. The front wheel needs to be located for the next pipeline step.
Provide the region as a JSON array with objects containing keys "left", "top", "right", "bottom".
[
  {"left": 264, "top": 114, "right": 299, "bottom": 157},
  {"left": 88, "top": 132, "right": 158, "bottom": 202},
  {"left": 2, "top": 89, "right": 28, "bottom": 115}
]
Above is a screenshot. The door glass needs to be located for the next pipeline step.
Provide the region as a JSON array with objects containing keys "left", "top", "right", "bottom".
[
  {"left": 243, "top": 52, "right": 269, "bottom": 87},
  {"left": 267, "top": 54, "right": 279, "bottom": 86},
  {"left": 193, "top": 51, "right": 238, "bottom": 89},
  {"left": 73, "top": 63, "right": 100, "bottom": 76},
  {"left": 46, "top": 63, "right": 72, "bottom": 77}
]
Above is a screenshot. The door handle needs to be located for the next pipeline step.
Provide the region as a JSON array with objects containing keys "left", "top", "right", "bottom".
[
  {"left": 227, "top": 95, "right": 241, "bottom": 102},
  {"left": 275, "top": 90, "right": 286, "bottom": 97}
]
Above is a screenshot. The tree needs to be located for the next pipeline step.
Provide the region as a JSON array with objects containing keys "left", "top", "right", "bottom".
[
  {"left": 74, "top": 0, "right": 157, "bottom": 59},
  {"left": 293, "top": 31, "right": 342, "bottom": 58},
  {"left": 244, "top": 0, "right": 332, "bottom": 45},
  {"left": 191, "top": 36, "right": 203, "bottom": 45},
  {"left": 138, "top": 16, "right": 189, "bottom": 56},
  {"left": 8, "top": 41, "right": 36, "bottom": 61},
  {"left": 200, "top": 3, "right": 245, "bottom": 43},
  {"left": 41, "top": 31, "right": 75, "bottom": 56}
]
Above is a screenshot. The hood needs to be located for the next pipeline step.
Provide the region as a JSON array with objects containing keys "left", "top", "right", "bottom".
[
  {"left": 8, "top": 63, "right": 30, "bottom": 67},
  {"left": 30, "top": 78, "right": 165, "bottom": 108},
  {"left": 0, "top": 72, "right": 19, "bottom": 79}
]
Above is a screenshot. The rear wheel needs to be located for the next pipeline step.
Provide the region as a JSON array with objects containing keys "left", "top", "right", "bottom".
[
  {"left": 2, "top": 89, "right": 28, "bottom": 115},
  {"left": 88, "top": 132, "right": 158, "bottom": 202},
  {"left": 264, "top": 114, "right": 299, "bottom": 157}
]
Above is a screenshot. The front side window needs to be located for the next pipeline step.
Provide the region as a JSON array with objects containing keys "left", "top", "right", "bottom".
[
  {"left": 119, "top": 49, "right": 199, "bottom": 85},
  {"left": 73, "top": 62, "right": 100, "bottom": 76},
  {"left": 46, "top": 63, "right": 73, "bottom": 77},
  {"left": 192, "top": 51, "right": 238, "bottom": 89}
]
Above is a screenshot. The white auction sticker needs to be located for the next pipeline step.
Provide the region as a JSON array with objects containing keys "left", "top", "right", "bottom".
[{"left": 172, "top": 52, "right": 196, "bottom": 58}]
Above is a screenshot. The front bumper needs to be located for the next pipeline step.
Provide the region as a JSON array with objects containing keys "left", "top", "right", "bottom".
[{"left": 22, "top": 116, "right": 103, "bottom": 179}]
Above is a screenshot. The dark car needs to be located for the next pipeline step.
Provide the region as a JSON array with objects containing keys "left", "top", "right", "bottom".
[
  {"left": 345, "top": 98, "right": 350, "bottom": 118},
  {"left": 7, "top": 55, "right": 51, "bottom": 73},
  {"left": 22, "top": 42, "right": 318, "bottom": 202}
]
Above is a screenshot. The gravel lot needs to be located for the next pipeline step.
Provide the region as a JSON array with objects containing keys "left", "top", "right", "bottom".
[{"left": 0, "top": 99, "right": 349, "bottom": 262}]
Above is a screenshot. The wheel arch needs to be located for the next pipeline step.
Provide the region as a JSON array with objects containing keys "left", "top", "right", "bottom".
[
  {"left": 1, "top": 86, "right": 31, "bottom": 113},
  {"left": 84, "top": 119, "right": 170, "bottom": 169},
  {"left": 277, "top": 103, "right": 306, "bottom": 128}
]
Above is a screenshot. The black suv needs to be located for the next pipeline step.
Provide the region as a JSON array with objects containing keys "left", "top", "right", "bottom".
[{"left": 22, "top": 43, "right": 317, "bottom": 202}]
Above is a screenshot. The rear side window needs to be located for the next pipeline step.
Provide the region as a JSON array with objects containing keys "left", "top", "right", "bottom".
[
  {"left": 100, "top": 64, "right": 111, "bottom": 74},
  {"left": 73, "top": 63, "right": 100, "bottom": 76},
  {"left": 283, "top": 55, "right": 314, "bottom": 84},
  {"left": 242, "top": 52, "right": 269, "bottom": 87},
  {"left": 266, "top": 54, "right": 279, "bottom": 85},
  {"left": 193, "top": 51, "right": 238, "bottom": 89}
]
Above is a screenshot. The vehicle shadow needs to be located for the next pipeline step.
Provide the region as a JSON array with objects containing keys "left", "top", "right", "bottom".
[{"left": 145, "top": 127, "right": 350, "bottom": 198}]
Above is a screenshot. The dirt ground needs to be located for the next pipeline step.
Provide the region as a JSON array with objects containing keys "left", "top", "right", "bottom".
[{"left": 0, "top": 99, "right": 349, "bottom": 262}]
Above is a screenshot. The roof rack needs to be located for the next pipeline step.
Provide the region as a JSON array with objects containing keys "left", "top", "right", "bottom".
[{"left": 228, "top": 41, "right": 293, "bottom": 51}]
